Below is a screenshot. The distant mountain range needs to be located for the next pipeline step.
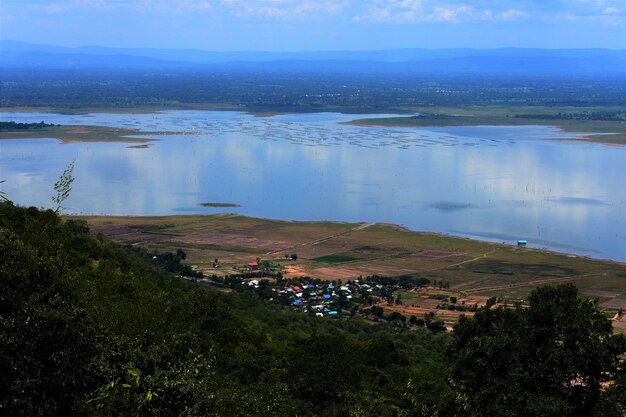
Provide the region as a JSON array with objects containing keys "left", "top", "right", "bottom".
[{"left": 1, "top": 40, "right": 625, "bottom": 75}]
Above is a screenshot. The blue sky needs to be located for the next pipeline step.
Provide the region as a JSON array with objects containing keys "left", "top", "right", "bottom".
[{"left": 1, "top": 0, "right": 625, "bottom": 50}]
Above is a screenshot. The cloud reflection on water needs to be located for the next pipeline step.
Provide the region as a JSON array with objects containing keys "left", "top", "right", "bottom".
[{"left": 0, "top": 111, "right": 624, "bottom": 261}]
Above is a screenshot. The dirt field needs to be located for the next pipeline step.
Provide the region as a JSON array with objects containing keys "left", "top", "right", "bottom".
[{"left": 74, "top": 214, "right": 626, "bottom": 314}]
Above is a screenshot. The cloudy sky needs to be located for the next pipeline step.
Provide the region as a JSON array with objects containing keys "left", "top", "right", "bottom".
[{"left": 1, "top": 0, "right": 625, "bottom": 50}]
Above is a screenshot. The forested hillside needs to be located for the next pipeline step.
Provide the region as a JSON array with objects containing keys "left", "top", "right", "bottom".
[
  {"left": 0, "top": 202, "right": 452, "bottom": 416},
  {"left": 1, "top": 202, "right": 625, "bottom": 416}
]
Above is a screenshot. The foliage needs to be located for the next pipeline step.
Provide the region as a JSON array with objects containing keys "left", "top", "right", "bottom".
[
  {"left": 515, "top": 111, "right": 626, "bottom": 121},
  {"left": 448, "top": 284, "right": 626, "bottom": 417},
  {"left": 0, "top": 202, "right": 449, "bottom": 416},
  {"left": 126, "top": 246, "right": 203, "bottom": 278},
  {"left": 1, "top": 202, "right": 624, "bottom": 416},
  {"left": 0, "top": 121, "right": 57, "bottom": 130},
  {"left": 51, "top": 160, "right": 75, "bottom": 213},
  {"left": 0, "top": 180, "right": 7, "bottom": 202}
]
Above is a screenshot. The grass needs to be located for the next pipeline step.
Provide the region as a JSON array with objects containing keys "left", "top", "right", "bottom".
[
  {"left": 71, "top": 214, "right": 626, "bottom": 314},
  {"left": 312, "top": 254, "right": 362, "bottom": 264},
  {"left": 613, "top": 323, "right": 626, "bottom": 336},
  {"left": 0, "top": 125, "right": 154, "bottom": 143},
  {"left": 71, "top": 213, "right": 626, "bottom": 330},
  {"left": 0, "top": 123, "right": 216, "bottom": 144}
]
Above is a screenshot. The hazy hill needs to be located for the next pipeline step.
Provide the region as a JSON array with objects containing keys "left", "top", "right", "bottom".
[
  {"left": 1, "top": 40, "right": 625, "bottom": 75},
  {"left": 0, "top": 50, "right": 191, "bottom": 70}
]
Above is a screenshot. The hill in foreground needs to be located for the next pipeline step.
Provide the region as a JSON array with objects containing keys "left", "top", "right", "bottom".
[{"left": 2, "top": 202, "right": 626, "bottom": 416}]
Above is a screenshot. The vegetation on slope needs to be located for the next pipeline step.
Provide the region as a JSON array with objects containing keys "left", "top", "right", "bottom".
[
  {"left": 0, "top": 202, "right": 450, "bottom": 416},
  {"left": 1, "top": 202, "right": 625, "bottom": 416}
]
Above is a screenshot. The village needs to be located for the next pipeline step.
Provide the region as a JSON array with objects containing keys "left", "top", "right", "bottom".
[
  {"left": 203, "top": 257, "right": 497, "bottom": 331},
  {"left": 81, "top": 214, "right": 626, "bottom": 335}
]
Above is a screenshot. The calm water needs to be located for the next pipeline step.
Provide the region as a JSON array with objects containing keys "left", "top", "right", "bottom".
[{"left": 1, "top": 110, "right": 625, "bottom": 262}]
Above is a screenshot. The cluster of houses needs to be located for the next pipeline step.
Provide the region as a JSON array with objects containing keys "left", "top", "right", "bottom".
[{"left": 242, "top": 277, "right": 395, "bottom": 318}]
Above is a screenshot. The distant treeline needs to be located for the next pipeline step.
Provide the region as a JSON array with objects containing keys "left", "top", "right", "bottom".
[
  {"left": 0, "top": 121, "right": 58, "bottom": 130},
  {"left": 515, "top": 111, "right": 626, "bottom": 121},
  {"left": 1, "top": 69, "right": 625, "bottom": 111}
]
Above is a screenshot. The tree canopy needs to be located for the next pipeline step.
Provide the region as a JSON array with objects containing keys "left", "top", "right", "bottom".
[
  {"left": 0, "top": 202, "right": 448, "bottom": 416},
  {"left": 448, "top": 284, "right": 626, "bottom": 417}
]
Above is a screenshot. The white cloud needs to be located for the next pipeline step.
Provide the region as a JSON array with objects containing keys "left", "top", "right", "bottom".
[
  {"left": 185, "top": 1, "right": 212, "bottom": 11},
  {"left": 602, "top": 6, "right": 621, "bottom": 15},
  {"left": 497, "top": 9, "right": 529, "bottom": 20},
  {"left": 18, "top": 0, "right": 623, "bottom": 26},
  {"left": 353, "top": 1, "right": 529, "bottom": 23},
  {"left": 135, "top": 0, "right": 215, "bottom": 14},
  {"left": 352, "top": 0, "right": 423, "bottom": 22},
  {"left": 552, "top": 9, "right": 625, "bottom": 26},
  {"left": 426, "top": 6, "right": 464, "bottom": 23},
  {"left": 218, "top": 0, "right": 350, "bottom": 19},
  {"left": 590, "top": 14, "right": 625, "bottom": 25},
  {"left": 27, "top": 0, "right": 348, "bottom": 17},
  {"left": 29, "top": 0, "right": 128, "bottom": 14}
]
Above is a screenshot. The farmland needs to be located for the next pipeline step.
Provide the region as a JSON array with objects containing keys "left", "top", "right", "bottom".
[{"left": 76, "top": 214, "right": 626, "bottom": 325}]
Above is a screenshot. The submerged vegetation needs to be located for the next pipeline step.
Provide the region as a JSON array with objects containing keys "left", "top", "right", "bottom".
[
  {"left": 1, "top": 201, "right": 626, "bottom": 416},
  {"left": 0, "top": 121, "right": 59, "bottom": 130},
  {"left": 0, "top": 123, "right": 153, "bottom": 143},
  {"left": 198, "top": 202, "right": 241, "bottom": 208}
]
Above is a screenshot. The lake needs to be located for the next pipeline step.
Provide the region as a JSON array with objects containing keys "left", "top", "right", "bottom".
[{"left": 1, "top": 110, "right": 625, "bottom": 262}]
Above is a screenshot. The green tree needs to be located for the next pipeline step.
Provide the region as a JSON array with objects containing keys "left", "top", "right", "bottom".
[
  {"left": 0, "top": 180, "right": 7, "bottom": 202},
  {"left": 0, "top": 225, "right": 106, "bottom": 416},
  {"left": 448, "top": 284, "right": 626, "bottom": 417},
  {"left": 52, "top": 160, "right": 75, "bottom": 213},
  {"left": 395, "top": 293, "right": 403, "bottom": 305}
]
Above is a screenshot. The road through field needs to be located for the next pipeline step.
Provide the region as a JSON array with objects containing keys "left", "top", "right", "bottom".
[
  {"left": 264, "top": 222, "right": 376, "bottom": 256},
  {"left": 463, "top": 273, "right": 599, "bottom": 294}
]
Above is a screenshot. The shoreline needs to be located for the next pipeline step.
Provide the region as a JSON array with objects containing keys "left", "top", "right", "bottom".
[
  {"left": 68, "top": 212, "right": 626, "bottom": 266},
  {"left": 3, "top": 106, "right": 623, "bottom": 146},
  {"left": 0, "top": 124, "right": 210, "bottom": 143},
  {"left": 68, "top": 211, "right": 626, "bottom": 317},
  {"left": 342, "top": 119, "right": 625, "bottom": 147}
]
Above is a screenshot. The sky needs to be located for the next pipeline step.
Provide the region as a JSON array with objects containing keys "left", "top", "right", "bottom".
[{"left": 1, "top": 0, "right": 625, "bottom": 50}]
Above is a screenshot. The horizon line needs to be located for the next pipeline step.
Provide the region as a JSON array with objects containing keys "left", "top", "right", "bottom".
[{"left": 2, "top": 39, "right": 625, "bottom": 54}]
